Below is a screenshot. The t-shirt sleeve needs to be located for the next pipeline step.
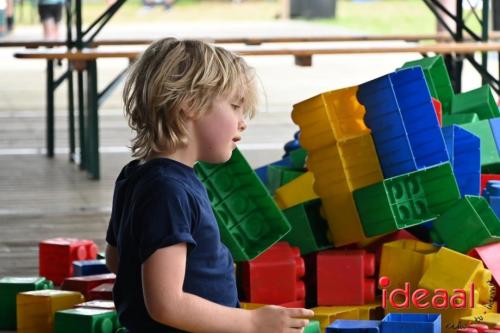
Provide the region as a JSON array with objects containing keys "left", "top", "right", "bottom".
[{"left": 132, "top": 180, "right": 197, "bottom": 263}]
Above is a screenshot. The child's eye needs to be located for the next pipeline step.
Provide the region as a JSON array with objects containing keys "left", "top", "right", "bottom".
[{"left": 231, "top": 104, "right": 241, "bottom": 110}]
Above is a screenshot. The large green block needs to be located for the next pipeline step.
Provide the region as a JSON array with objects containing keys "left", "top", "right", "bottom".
[
  {"left": 54, "top": 308, "right": 120, "bottom": 333},
  {"left": 402, "top": 55, "right": 454, "bottom": 115},
  {"left": 304, "top": 320, "right": 321, "bottom": 333},
  {"left": 289, "top": 147, "right": 308, "bottom": 169},
  {"left": 195, "top": 148, "right": 291, "bottom": 261},
  {"left": 282, "top": 199, "right": 332, "bottom": 255},
  {"left": 353, "top": 162, "right": 460, "bottom": 237},
  {"left": 461, "top": 119, "right": 500, "bottom": 172},
  {"left": 451, "top": 85, "right": 500, "bottom": 120},
  {"left": 442, "top": 113, "right": 479, "bottom": 127},
  {"left": 431, "top": 196, "right": 500, "bottom": 253},
  {"left": 0, "top": 277, "right": 53, "bottom": 330},
  {"left": 267, "top": 165, "right": 304, "bottom": 195}
]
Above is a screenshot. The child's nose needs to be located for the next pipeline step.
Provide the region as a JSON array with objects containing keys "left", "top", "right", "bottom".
[{"left": 238, "top": 119, "right": 247, "bottom": 132}]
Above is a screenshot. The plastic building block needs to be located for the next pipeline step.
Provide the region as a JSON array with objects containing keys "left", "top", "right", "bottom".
[
  {"left": 442, "top": 125, "right": 481, "bottom": 196},
  {"left": 402, "top": 56, "right": 454, "bottom": 115},
  {"left": 354, "top": 162, "right": 461, "bottom": 237},
  {"left": 431, "top": 196, "right": 500, "bottom": 253},
  {"left": 284, "top": 138, "right": 300, "bottom": 157},
  {"left": 290, "top": 147, "right": 308, "bottom": 169},
  {"left": 483, "top": 181, "right": 500, "bottom": 218},
  {"left": 305, "top": 320, "right": 322, "bottom": 333},
  {"left": 317, "top": 250, "right": 375, "bottom": 306},
  {"left": 0, "top": 277, "right": 53, "bottom": 330},
  {"left": 72, "top": 259, "right": 109, "bottom": 277},
  {"left": 311, "top": 307, "right": 360, "bottom": 333},
  {"left": 39, "top": 238, "right": 98, "bottom": 285},
  {"left": 282, "top": 199, "right": 332, "bottom": 255},
  {"left": 75, "top": 300, "right": 115, "bottom": 310},
  {"left": 61, "top": 273, "right": 115, "bottom": 300},
  {"left": 460, "top": 313, "right": 500, "bottom": 329},
  {"left": 16, "top": 289, "right": 84, "bottom": 333},
  {"left": 330, "top": 303, "right": 384, "bottom": 321},
  {"left": 482, "top": 175, "right": 500, "bottom": 195},
  {"left": 88, "top": 283, "right": 114, "bottom": 301},
  {"left": 443, "top": 113, "right": 480, "bottom": 127},
  {"left": 274, "top": 171, "right": 319, "bottom": 209},
  {"left": 254, "top": 157, "right": 293, "bottom": 186},
  {"left": 326, "top": 319, "right": 381, "bottom": 332},
  {"left": 433, "top": 98, "right": 442, "bottom": 127},
  {"left": 291, "top": 85, "right": 371, "bottom": 150},
  {"left": 490, "top": 117, "right": 500, "bottom": 154},
  {"left": 461, "top": 120, "right": 500, "bottom": 172},
  {"left": 358, "top": 67, "right": 449, "bottom": 178},
  {"left": 451, "top": 85, "right": 500, "bottom": 121},
  {"left": 379, "top": 239, "right": 437, "bottom": 291},
  {"left": 54, "top": 308, "right": 120, "bottom": 333},
  {"left": 469, "top": 242, "right": 500, "bottom": 300},
  {"left": 195, "top": 148, "right": 291, "bottom": 261},
  {"left": 238, "top": 242, "right": 305, "bottom": 305},
  {"left": 267, "top": 165, "right": 304, "bottom": 195},
  {"left": 418, "top": 247, "right": 492, "bottom": 308},
  {"left": 308, "top": 134, "right": 383, "bottom": 246},
  {"left": 381, "top": 313, "right": 441, "bottom": 333}
]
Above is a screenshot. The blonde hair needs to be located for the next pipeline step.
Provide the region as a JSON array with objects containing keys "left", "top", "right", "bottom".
[{"left": 123, "top": 37, "right": 258, "bottom": 160}]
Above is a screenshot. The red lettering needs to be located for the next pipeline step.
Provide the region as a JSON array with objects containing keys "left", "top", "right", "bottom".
[
  {"left": 390, "top": 282, "right": 410, "bottom": 308},
  {"left": 412, "top": 289, "right": 430, "bottom": 309},
  {"left": 431, "top": 289, "right": 449, "bottom": 309}
]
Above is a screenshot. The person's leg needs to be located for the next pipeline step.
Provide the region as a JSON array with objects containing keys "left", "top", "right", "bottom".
[{"left": 6, "top": 0, "right": 14, "bottom": 31}]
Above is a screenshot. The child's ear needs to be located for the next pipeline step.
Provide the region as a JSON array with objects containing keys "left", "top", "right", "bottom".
[{"left": 180, "top": 102, "right": 197, "bottom": 119}]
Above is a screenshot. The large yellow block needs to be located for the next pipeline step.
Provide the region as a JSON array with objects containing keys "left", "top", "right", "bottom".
[
  {"left": 274, "top": 172, "right": 318, "bottom": 209},
  {"left": 379, "top": 239, "right": 438, "bottom": 290},
  {"left": 17, "top": 289, "right": 84, "bottom": 333},
  {"left": 329, "top": 302, "right": 384, "bottom": 320},
  {"left": 459, "top": 312, "right": 500, "bottom": 328},
  {"left": 292, "top": 86, "right": 370, "bottom": 150}
]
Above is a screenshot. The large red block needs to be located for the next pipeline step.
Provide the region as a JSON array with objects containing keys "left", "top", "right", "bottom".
[
  {"left": 239, "top": 242, "right": 305, "bottom": 305},
  {"left": 88, "top": 283, "right": 114, "bottom": 301},
  {"left": 481, "top": 174, "right": 500, "bottom": 194},
  {"left": 61, "top": 273, "right": 115, "bottom": 300},
  {"left": 317, "top": 249, "right": 375, "bottom": 306},
  {"left": 39, "top": 238, "right": 98, "bottom": 285}
]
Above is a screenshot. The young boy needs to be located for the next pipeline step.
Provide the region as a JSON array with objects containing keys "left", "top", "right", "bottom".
[{"left": 105, "top": 38, "right": 314, "bottom": 333}]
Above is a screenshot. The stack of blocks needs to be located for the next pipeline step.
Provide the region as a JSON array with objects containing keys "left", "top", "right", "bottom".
[{"left": 3, "top": 54, "right": 500, "bottom": 333}]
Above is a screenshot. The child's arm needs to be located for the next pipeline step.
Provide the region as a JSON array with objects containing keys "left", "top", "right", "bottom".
[
  {"left": 105, "top": 243, "right": 119, "bottom": 274},
  {"left": 142, "top": 243, "right": 314, "bottom": 333}
]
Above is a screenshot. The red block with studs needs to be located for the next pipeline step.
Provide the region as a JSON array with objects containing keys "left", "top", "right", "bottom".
[
  {"left": 239, "top": 242, "right": 305, "bottom": 305},
  {"left": 481, "top": 174, "right": 500, "bottom": 194},
  {"left": 317, "top": 249, "right": 375, "bottom": 306},
  {"left": 39, "top": 238, "right": 98, "bottom": 285},
  {"left": 61, "top": 273, "right": 115, "bottom": 300},
  {"left": 88, "top": 283, "right": 114, "bottom": 301}
]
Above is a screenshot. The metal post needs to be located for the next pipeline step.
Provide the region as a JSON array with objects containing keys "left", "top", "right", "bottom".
[
  {"left": 78, "top": 70, "right": 86, "bottom": 169},
  {"left": 66, "top": 0, "right": 76, "bottom": 161},
  {"left": 454, "top": 0, "right": 463, "bottom": 92},
  {"left": 47, "top": 59, "right": 55, "bottom": 158},
  {"left": 482, "top": 0, "right": 490, "bottom": 85},
  {"left": 86, "top": 60, "right": 100, "bottom": 180}
]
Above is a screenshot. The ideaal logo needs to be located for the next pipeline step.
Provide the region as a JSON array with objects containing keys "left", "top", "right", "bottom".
[{"left": 379, "top": 276, "right": 475, "bottom": 309}]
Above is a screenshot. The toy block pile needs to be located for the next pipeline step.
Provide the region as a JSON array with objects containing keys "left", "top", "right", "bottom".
[
  {"left": 195, "top": 55, "right": 500, "bottom": 333},
  {"left": 0, "top": 238, "right": 120, "bottom": 333}
]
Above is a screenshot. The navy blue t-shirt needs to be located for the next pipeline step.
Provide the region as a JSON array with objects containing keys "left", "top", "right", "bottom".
[{"left": 106, "top": 158, "right": 238, "bottom": 333}]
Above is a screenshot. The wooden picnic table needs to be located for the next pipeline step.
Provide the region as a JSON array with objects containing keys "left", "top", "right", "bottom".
[{"left": 14, "top": 41, "right": 500, "bottom": 179}]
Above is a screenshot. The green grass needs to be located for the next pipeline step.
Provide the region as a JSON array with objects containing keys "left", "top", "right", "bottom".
[{"left": 13, "top": 0, "right": 486, "bottom": 37}]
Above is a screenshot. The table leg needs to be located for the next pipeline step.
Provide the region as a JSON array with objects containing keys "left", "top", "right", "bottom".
[
  {"left": 85, "top": 60, "right": 100, "bottom": 180},
  {"left": 46, "top": 59, "right": 55, "bottom": 158}
]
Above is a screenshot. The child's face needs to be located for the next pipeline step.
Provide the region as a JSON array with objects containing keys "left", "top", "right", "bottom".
[{"left": 192, "top": 94, "right": 247, "bottom": 164}]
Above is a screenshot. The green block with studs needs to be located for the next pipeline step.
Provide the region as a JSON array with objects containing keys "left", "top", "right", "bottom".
[
  {"left": 461, "top": 119, "right": 500, "bottom": 172},
  {"left": 289, "top": 147, "right": 308, "bottom": 169},
  {"left": 304, "top": 320, "right": 321, "bottom": 333},
  {"left": 0, "top": 277, "right": 53, "bottom": 330},
  {"left": 451, "top": 85, "right": 500, "bottom": 120},
  {"left": 267, "top": 165, "right": 304, "bottom": 195},
  {"left": 353, "top": 162, "right": 460, "bottom": 237},
  {"left": 54, "top": 308, "right": 120, "bottom": 333},
  {"left": 442, "top": 113, "right": 479, "bottom": 127}
]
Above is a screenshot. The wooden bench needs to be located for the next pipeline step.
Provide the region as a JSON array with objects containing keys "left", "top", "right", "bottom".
[
  {"left": 4, "top": 31, "right": 500, "bottom": 49},
  {"left": 14, "top": 41, "right": 500, "bottom": 179}
]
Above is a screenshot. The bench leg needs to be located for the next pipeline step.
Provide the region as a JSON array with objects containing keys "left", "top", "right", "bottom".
[
  {"left": 78, "top": 70, "right": 86, "bottom": 170},
  {"left": 67, "top": 62, "right": 76, "bottom": 162},
  {"left": 46, "top": 59, "right": 55, "bottom": 158},
  {"left": 85, "top": 60, "right": 100, "bottom": 180}
]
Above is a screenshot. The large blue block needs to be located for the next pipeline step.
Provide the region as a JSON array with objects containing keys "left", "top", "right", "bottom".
[
  {"left": 73, "top": 259, "right": 109, "bottom": 277},
  {"left": 490, "top": 117, "right": 500, "bottom": 155},
  {"left": 483, "top": 180, "right": 500, "bottom": 218},
  {"left": 358, "top": 67, "right": 449, "bottom": 178},
  {"left": 357, "top": 74, "right": 417, "bottom": 178},
  {"left": 326, "top": 320, "right": 381, "bottom": 332},
  {"left": 253, "top": 157, "right": 292, "bottom": 185},
  {"left": 442, "top": 125, "right": 481, "bottom": 196},
  {"left": 390, "top": 67, "right": 449, "bottom": 169},
  {"left": 381, "top": 313, "right": 441, "bottom": 333}
]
